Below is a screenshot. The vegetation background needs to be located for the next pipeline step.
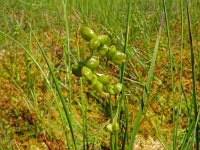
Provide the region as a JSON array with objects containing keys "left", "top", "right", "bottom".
[{"left": 0, "top": 0, "right": 199, "bottom": 149}]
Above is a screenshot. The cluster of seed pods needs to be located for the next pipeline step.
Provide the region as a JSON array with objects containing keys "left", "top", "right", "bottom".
[{"left": 72, "top": 27, "right": 126, "bottom": 96}]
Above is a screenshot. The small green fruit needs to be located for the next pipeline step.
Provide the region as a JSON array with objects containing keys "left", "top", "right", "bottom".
[
  {"left": 106, "top": 124, "right": 113, "bottom": 133},
  {"left": 98, "top": 74, "right": 110, "bottom": 85},
  {"left": 98, "top": 45, "right": 109, "bottom": 56},
  {"left": 89, "top": 38, "right": 101, "bottom": 50},
  {"left": 112, "top": 122, "right": 119, "bottom": 132},
  {"left": 112, "top": 51, "right": 126, "bottom": 64},
  {"left": 85, "top": 56, "right": 99, "bottom": 70},
  {"left": 92, "top": 74, "right": 98, "bottom": 80},
  {"left": 97, "top": 35, "right": 109, "bottom": 46},
  {"left": 80, "top": 27, "right": 96, "bottom": 41},
  {"left": 106, "top": 45, "right": 117, "bottom": 59},
  {"left": 91, "top": 79, "right": 104, "bottom": 92},
  {"left": 72, "top": 61, "right": 85, "bottom": 77},
  {"left": 113, "top": 83, "right": 123, "bottom": 94},
  {"left": 107, "top": 85, "right": 115, "bottom": 95},
  {"left": 72, "top": 64, "right": 81, "bottom": 77},
  {"left": 81, "top": 66, "right": 94, "bottom": 81}
]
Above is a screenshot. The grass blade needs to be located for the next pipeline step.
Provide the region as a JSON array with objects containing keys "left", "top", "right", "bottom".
[
  {"left": 0, "top": 30, "right": 72, "bottom": 149},
  {"left": 120, "top": 0, "right": 132, "bottom": 149},
  {"left": 162, "top": 0, "right": 176, "bottom": 149},
  {"left": 30, "top": 26, "right": 77, "bottom": 150},
  {"left": 185, "top": 1, "right": 199, "bottom": 149},
  {"left": 128, "top": 10, "right": 165, "bottom": 150}
]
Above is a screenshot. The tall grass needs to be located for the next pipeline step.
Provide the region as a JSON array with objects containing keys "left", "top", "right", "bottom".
[
  {"left": 185, "top": 0, "right": 199, "bottom": 149},
  {"left": 176, "top": 0, "right": 184, "bottom": 149},
  {"left": 1, "top": 0, "right": 200, "bottom": 149},
  {"left": 61, "top": 0, "right": 73, "bottom": 113},
  {"left": 0, "top": 31, "right": 75, "bottom": 149},
  {"left": 119, "top": 0, "right": 132, "bottom": 149},
  {"left": 31, "top": 28, "right": 77, "bottom": 149},
  {"left": 76, "top": 25, "right": 88, "bottom": 149},
  {"left": 128, "top": 8, "right": 165, "bottom": 150},
  {"left": 162, "top": 0, "right": 176, "bottom": 149}
]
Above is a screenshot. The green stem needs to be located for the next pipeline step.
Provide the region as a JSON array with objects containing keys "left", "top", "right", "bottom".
[
  {"left": 0, "top": 30, "right": 72, "bottom": 149},
  {"left": 25, "top": 30, "right": 32, "bottom": 99},
  {"left": 128, "top": 11, "right": 165, "bottom": 150},
  {"left": 80, "top": 78, "right": 86, "bottom": 150},
  {"left": 77, "top": 29, "right": 87, "bottom": 150},
  {"left": 163, "top": 0, "right": 176, "bottom": 149},
  {"left": 31, "top": 27, "right": 77, "bottom": 150},
  {"left": 116, "top": 0, "right": 132, "bottom": 148},
  {"left": 175, "top": 0, "right": 184, "bottom": 149},
  {"left": 122, "top": 97, "right": 129, "bottom": 150},
  {"left": 115, "top": 131, "right": 118, "bottom": 150},
  {"left": 109, "top": 97, "right": 114, "bottom": 150},
  {"left": 61, "top": 0, "right": 73, "bottom": 113},
  {"left": 186, "top": 1, "right": 199, "bottom": 149}
]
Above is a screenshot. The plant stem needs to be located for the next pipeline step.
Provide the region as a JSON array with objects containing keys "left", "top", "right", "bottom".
[
  {"left": 163, "top": 0, "right": 176, "bottom": 149},
  {"left": 115, "top": 0, "right": 132, "bottom": 148},
  {"left": 0, "top": 30, "right": 73, "bottom": 149},
  {"left": 176, "top": 0, "right": 184, "bottom": 148},
  {"left": 31, "top": 28, "right": 77, "bottom": 150},
  {"left": 186, "top": 1, "right": 199, "bottom": 149},
  {"left": 128, "top": 11, "right": 165, "bottom": 150},
  {"left": 109, "top": 97, "right": 114, "bottom": 150},
  {"left": 77, "top": 27, "right": 87, "bottom": 150},
  {"left": 61, "top": 0, "right": 73, "bottom": 113},
  {"left": 122, "top": 96, "right": 129, "bottom": 150}
]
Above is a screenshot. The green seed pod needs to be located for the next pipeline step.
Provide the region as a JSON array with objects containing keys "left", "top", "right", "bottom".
[
  {"left": 107, "top": 85, "right": 115, "bottom": 95},
  {"left": 89, "top": 38, "right": 101, "bottom": 50},
  {"left": 72, "top": 64, "right": 81, "bottom": 77},
  {"left": 98, "top": 74, "right": 110, "bottom": 85},
  {"left": 113, "top": 83, "right": 123, "bottom": 94},
  {"left": 112, "top": 122, "right": 119, "bottom": 132},
  {"left": 112, "top": 51, "right": 126, "bottom": 64},
  {"left": 92, "top": 74, "right": 98, "bottom": 80},
  {"left": 105, "top": 124, "right": 113, "bottom": 133},
  {"left": 80, "top": 27, "right": 96, "bottom": 41},
  {"left": 91, "top": 79, "right": 104, "bottom": 92},
  {"left": 98, "top": 45, "right": 109, "bottom": 56},
  {"left": 85, "top": 56, "right": 100, "bottom": 70},
  {"left": 81, "top": 66, "right": 94, "bottom": 81},
  {"left": 106, "top": 45, "right": 117, "bottom": 59},
  {"left": 97, "top": 35, "right": 109, "bottom": 46},
  {"left": 72, "top": 60, "right": 85, "bottom": 77}
]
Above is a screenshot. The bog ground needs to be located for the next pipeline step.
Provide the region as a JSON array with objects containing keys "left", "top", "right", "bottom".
[{"left": 0, "top": 0, "right": 199, "bottom": 150}]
